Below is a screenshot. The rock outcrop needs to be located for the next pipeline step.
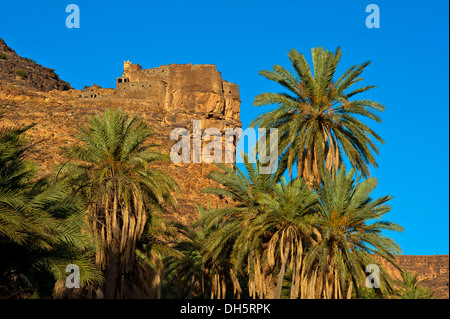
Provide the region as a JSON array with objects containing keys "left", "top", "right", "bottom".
[
  {"left": 0, "top": 38, "right": 71, "bottom": 92},
  {"left": 373, "top": 254, "right": 449, "bottom": 299}
]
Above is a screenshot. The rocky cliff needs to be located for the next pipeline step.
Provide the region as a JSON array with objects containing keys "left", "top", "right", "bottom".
[
  {"left": 373, "top": 254, "right": 449, "bottom": 299},
  {"left": 0, "top": 38, "right": 448, "bottom": 298},
  {"left": 0, "top": 38, "right": 71, "bottom": 92}
]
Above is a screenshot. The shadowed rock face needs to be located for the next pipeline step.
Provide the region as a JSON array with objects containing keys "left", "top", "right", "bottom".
[
  {"left": 372, "top": 254, "right": 449, "bottom": 299},
  {"left": 0, "top": 38, "right": 71, "bottom": 92}
]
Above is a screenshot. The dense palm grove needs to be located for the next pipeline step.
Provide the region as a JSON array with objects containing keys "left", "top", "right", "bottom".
[{"left": 0, "top": 48, "right": 435, "bottom": 299}]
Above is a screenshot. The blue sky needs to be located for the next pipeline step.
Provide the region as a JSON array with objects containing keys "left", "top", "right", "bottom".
[{"left": 0, "top": 0, "right": 448, "bottom": 255}]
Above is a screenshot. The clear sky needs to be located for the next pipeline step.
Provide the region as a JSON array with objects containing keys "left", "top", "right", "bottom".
[{"left": 0, "top": 0, "right": 448, "bottom": 255}]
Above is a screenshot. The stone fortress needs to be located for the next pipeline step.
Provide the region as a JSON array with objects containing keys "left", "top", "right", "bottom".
[
  {"left": 116, "top": 61, "right": 239, "bottom": 115},
  {"left": 79, "top": 61, "right": 240, "bottom": 128}
]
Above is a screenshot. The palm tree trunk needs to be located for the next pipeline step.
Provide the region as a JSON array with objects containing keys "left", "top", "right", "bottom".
[
  {"left": 346, "top": 281, "right": 353, "bottom": 299},
  {"left": 186, "top": 274, "right": 197, "bottom": 299},
  {"left": 104, "top": 244, "right": 121, "bottom": 299},
  {"left": 272, "top": 258, "right": 287, "bottom": 299},
  {"left": 273, "top": 240, "right": 290, "bottom": 299},
  {"left": 289, "top": 243, "right": 302, "bottom": 299}
]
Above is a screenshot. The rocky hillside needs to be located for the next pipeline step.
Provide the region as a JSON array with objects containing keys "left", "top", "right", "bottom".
[
  {"left": 0, "top": 38, "right": 71, "bottom": 92},
  {"left": 373, "top": 254, "right": 449, "bottom": 299},
  {"left": 0, "top": 38, "right": 240, "bottom": 227}
]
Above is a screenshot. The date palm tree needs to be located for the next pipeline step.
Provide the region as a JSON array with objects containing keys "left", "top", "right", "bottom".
[
  {"left": 163, "top": 217, "right": 207, "bottom": 298},
  {"left": 163, "top": 206, "right": 241, "bottom": 299},
  {"left": 202, "top": 155, "right": 325, "bottom": 299},
  {"left": 395, "top": 271, "right": 435, "bottom": 299},
  {"left": 302, "top": 166, "right": 403, "bottom": 299},
  {"left": 201, "top": 154, "right": 288, "bottom": 298},
  {"left": 253, "top": 178, "right": 319, "bottom": 299},
  {"left": 0, "top": 117, "right": 100, "bottom": 298},
  {"left": 251, "top": 47, "right": 385, "bottom": 187},
  {"left": 122, "top": 207, "right": 181, "bottom": 299},
  {"left": 63, "top": 108, "right": 178, "bottom": 298}
]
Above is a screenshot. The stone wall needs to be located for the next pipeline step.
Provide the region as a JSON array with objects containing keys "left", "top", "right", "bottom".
[
  {"left": 114, "top": 62, "right": 240, "bottom": 123},
  {"left": 372, "top": 254, "right": 449, "bottom": 298},
  {"left": 116, "top": 79, "right": 167, "bottom": 102}
]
